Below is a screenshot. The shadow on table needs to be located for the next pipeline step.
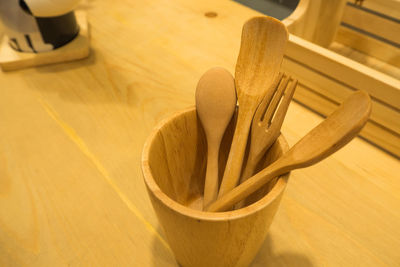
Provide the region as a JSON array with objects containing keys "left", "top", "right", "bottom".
[
  {"left": 151, "top": 229, "right": 314, "bottom": 267},
  {"left": 251, "top": 235, "right": 314, "bottom": 267}
]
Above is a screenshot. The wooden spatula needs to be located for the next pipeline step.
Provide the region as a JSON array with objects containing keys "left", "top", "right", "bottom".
[
  {"left": 218, "top": 17, "right": 289, "bottom": 198},
  {"left": 208, "top": 91, "right": 372, "bottom": 212}
]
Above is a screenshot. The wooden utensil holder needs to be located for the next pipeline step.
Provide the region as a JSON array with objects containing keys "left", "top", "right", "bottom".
[{"left": 141, "top": 107, "right": 290, "bottom": 267}]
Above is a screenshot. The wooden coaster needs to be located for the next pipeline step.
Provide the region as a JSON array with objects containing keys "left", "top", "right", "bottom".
[{"left": 0, "top": 11, "right": 90, "bottom": 71}]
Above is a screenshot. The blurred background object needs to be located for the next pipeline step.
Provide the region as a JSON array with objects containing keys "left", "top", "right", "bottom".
[{"left": 233, "top": 0, "right": 299, "bottom": 20}]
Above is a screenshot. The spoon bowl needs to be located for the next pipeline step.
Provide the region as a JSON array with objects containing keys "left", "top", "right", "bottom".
[{"left": 195, "top": 67, "right": 237, "bottom": 209}]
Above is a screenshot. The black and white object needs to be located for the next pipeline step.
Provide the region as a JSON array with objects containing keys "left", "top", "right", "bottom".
[{"left": 0, "top": 0, "right": 81, "bottom": 53}]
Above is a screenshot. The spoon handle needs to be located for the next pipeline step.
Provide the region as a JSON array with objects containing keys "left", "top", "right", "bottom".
[
  {"left": 203, "top": 145, "right": 220, "bottom": 209},
  {"left": 218, "top": 108, "right": 255, "bottom": 198}
]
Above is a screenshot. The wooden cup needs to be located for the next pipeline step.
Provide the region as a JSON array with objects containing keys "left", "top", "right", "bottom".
[{"left": 141, "top": 107, "right": 290, "bottom": 267}]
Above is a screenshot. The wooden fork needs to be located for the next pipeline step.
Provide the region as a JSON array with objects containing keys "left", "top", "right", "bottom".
[{"left": 236, "top": 74, "right": 297, "bottom": 208}]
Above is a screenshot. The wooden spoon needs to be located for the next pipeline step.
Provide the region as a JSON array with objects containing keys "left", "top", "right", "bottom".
[
  {"left": 207, "top": 91, "right": 372, "bottom": 212},
  {"left": 218, "top": 16, "right": 289, "bottom": 198},
  {"left": 195, "top": 67, "right": 237, "bottom": 209}
]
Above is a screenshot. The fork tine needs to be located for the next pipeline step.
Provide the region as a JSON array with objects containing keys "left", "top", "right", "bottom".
[
  {"left": 260, "top": 74, "right": 290, "bottom": 127},
  {"left": 253, "top": 72, "right": 284, "bottom": 125},
  {"left": 270, "top": 78, "right": 298, "bottom": 129}
]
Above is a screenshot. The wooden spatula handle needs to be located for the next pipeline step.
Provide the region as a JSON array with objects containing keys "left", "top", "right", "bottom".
[{"left": 218, "top": 108, "right": 255, "bottom": 198}]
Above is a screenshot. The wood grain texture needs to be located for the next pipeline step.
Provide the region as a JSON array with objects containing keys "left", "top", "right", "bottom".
[
  {"left": 282, "top": 34, "right": 400, "bottom": 156},
  {"left": 285, "top": 34, "right": 400, "bottom": 110},
  {"left": 342, "top": 3, "right": 400, "bottom": 45},
  {"left": 309, "top": 0, "right": 347, "bottom": 47},
  {"left": 289, "top": 82, "right": 400, "bottom": 157},
  {"left": 0, "top": 11, "right": 90, "bottom": 71},
  {"left": 0, "top": 0, "right": 399, "bottom": 266},
  {"left": 361, "top": 0, "right": 400, "bottom": 19},
  {"left": 329, "top": 40, "right": 400, "bottom": 80},
  {"left": 284, "top": 0, "right": 347, "bottom": 47},
  {"left": 282, "top": 0, "right": 400, "bottom": 155},
  {"left": 335, "top": 26, "right": 400, "bottom": 68},
  {"left": 282, "top": 54, "right": 400, "bottom": 134}
]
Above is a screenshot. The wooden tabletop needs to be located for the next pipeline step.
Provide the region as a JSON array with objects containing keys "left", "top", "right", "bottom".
[{"left": 1, "top": 0, "right": 399, "bottom": 266}]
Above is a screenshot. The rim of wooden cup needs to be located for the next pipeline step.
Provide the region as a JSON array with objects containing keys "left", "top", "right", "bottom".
[{"left": 141, "top": 107, "right": 290, "bottom": 221}]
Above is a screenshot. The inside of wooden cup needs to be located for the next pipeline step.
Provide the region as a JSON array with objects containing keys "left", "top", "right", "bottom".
[{"left": 147, "top": 109, "right": 284, "bottom": 211}]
